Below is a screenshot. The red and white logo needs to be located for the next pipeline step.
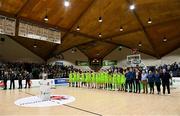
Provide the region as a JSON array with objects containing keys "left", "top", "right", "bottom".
[{"left": 15, "top": 95, "right": 75, "bottom": 107}]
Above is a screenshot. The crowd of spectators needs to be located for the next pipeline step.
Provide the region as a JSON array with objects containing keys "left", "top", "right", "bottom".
[{"left": 0, "top": 63, "right": 79, "bottom": 80}]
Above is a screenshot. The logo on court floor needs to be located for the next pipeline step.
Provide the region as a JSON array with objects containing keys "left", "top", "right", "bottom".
[{"left": 14, "top": 95, "right": 75, "bottom": 107}]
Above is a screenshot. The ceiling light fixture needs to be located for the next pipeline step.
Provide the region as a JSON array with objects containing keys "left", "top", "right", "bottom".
[
  {"left": 148, "top": 18, "right": 152, "bottom": 24},
  {"left": 138, "top": 42, "right": 142, "bottom": 47},
  {"left": 44, "top": 15, "right": 48, "bottom": 21},
  {"left": 98, "top": 16, "right": 103, "bottom": 23},
  {"left": 76, "top": 26, "right": 80, "bottom": 31},
  {"left": 64, "top": 0, "right": 70, "bottom": 7},
  {"left": 71, "top": 48, "right": 77, "bottom": 53},
  {"left": 120, "top": 26, "right": 123, "bottom": 32},
  {"left": 129, "top": 4, "right": 135, "bottom": 10},
  {"left": 99, "top": 33, "right": 102, "bottom": 38},
  {"left": 163, "top": 37, "right": 167, "bottom": 42},
  {"left": 44, "top": 1, "right": 48, "bottom": 22}
]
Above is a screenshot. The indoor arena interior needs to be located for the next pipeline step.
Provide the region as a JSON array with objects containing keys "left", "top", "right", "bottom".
[{"left": 0, "top": 0, "right": 180, "bottom": 116}]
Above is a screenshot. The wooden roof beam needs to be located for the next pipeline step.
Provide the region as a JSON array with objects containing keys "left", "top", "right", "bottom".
[
  {"left": 104, "top": 40, "right": 157, "bottom": 58},
  {"left": 15, "top": 0, "right": 31, "bottom": 17},
  {"left": 49, "top": 40, "right": 96, "bottom": 59},
  {"left": 101, "top": 46, "right": 118, "bottom": 59},
  {"left": 77, "top": 47, "right": 90, "bottom": 59}
]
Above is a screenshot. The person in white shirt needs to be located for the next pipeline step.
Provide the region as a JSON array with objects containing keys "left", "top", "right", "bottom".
[{"left": 141, "top": 70, "right": 148, "bottom": 94}]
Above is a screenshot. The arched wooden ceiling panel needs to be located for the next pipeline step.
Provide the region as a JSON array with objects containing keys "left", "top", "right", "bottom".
[
  {"left": 78, "top": 41, "right": 117, "bottom": 59},
  {"left": 110, "top": 31, "right": 154, "bottom": 53},
  {"left": 136, "top": 0, "right": 180, "bottom": 26},
  {"left": 146, "top": 19, "right": 180, "bottom": 47},
  {"left": 53, "top": 34, "right": 93, "bottom": 55},
  {"left": 72, "top": 0, "right": 141, "bottom": 38},
  {"left": 156, "top": 39, "right": 180, "bottom": 57},
  {"left": 19, "top": 0, "right": 93, "bottom": 29},
  {"left": 0, "top": 0, "right": 27, "bottom": 14},
  {"left": 11, "top": 36, "right": 56, "bottom": 60}
]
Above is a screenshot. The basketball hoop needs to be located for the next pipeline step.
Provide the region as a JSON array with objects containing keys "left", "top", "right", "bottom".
[{"left": 127, "top": 54, "right": 141, "bottom": 67}]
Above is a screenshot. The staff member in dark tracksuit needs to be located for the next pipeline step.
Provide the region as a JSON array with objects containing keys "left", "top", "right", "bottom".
[
  {"left": 147, "top": 70, "right": 155, "bottom": 94},
  {"left": 160, "top": 68, "right": 171, "bottom": 95},
  {"left": 2, "top": 70, "right": 8, "bottom": 90},
  {"left": 4, "top": 70, "right": 9, "bottom": 90},
  {"left": 9, "top": 70, "right": 16, "bottom": 89},
  {"left": 25, "top": 71, "right": 32, "bottom": 88},
  {"left": 129, "top": 68, "right": 135, "bottom": 93},
  {"left": 132, "top": 68, "right": 136, "bottom": 93},
  {"left": 125, "top": 68, "right": 134, "bottom": 92},
  {"left": 125, "top": 69, "right": 130, "bottom": 92},
  {"left": 154, "top": 69, "right": 161, "bottom": 94},
  {"left": 135, "top": 68, "right": 141, "bottom": 93},
  {"left": 17, "top": 71, "right": 23, "bottom": 89}
]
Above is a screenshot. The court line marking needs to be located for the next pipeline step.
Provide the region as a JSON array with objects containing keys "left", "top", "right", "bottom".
[
  {"left": 20, "top": 90, "right": 103, "bottom": 116},
  {"left": 63, "top": 104, "right": 102, "bottom": 116}
]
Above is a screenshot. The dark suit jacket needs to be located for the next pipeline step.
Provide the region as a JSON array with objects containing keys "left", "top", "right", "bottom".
[{"left": 160, "top": 72, "right": 171, "bottom": 84}]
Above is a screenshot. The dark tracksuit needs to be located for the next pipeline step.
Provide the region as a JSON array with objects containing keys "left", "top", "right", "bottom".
[
  {"left": 154, "top": 73, "right": 161, "bottom": 93},
  {"left": 9, "top": 73, "right": 16, "bottom": 89},
  {"left": 125, "top": 72, "right": 134, "bottom": 92},
  {"left": 160, "top": 72, "right": 171, "bottom": 94},
  {"left": 135, "top": 72, "right": 141, "bottom": 93},
  {"left": 125, "top": 73, "right": 130, "bottom": 92},
  {"left": 132, "top": 72, "right": 136, "bottom": 93},
  {"left": 2, "top": 71, "right": 8, "bottom": 90},
  {"left": 25, "top": 73, "right": 32, "bottom": 88},
  {"left": 147, "top": 74, "right": 155, "bottom": 94},
  {"left": 17, "top": 73, "right": 23, "bottom": 89}
]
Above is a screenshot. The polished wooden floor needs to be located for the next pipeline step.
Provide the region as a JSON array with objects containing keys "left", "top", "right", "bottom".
[{"left": 0, "top": 86, "right": 180, "bottom": 116}]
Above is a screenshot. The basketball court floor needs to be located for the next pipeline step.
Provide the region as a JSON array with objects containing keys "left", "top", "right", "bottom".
[{"left": 0, "top": 86, "right": 180, "bottom": 116}]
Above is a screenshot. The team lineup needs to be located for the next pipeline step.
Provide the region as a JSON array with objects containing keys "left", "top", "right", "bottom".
[
  {"left": 68, "top": 67, "right": 171, "bottom": 95},
  {"left": 69, "top": 70, "right": 126, "bottom": 91}
]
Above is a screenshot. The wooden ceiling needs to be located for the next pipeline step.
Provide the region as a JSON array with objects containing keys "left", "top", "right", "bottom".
[{"left": 0, "top": 0, "right": 180, "bottom": 60}]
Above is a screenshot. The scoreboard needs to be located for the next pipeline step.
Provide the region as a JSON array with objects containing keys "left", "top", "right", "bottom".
[{"left": 0, "top": 15, "right": 16, "bottom": 36}]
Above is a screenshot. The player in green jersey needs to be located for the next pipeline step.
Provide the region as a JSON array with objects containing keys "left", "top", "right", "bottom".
[{"left": 69, "top": 71, "right": 73, "bottom": 87}]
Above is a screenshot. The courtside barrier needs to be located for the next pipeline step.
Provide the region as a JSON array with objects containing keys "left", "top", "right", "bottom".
[{"left": 0, "top": 78, "right": 69, "bottom": 89}]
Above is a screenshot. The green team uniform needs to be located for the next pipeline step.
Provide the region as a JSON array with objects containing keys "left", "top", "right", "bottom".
[
  {"left": 91, "top": 72, "right": 96, "bottom": 83},
  {"left": 76, "top": 72, "right": 81, "bottom": 82},
  {"left": 85, "top": 73, "right": 88, "bottom": 83},
  {"left": 108, "top": 74, "right": 113, "bottom": 84},
  {"left": 96, "top": 73, "right": 100, "bottom": 84},
  {"left": 104, "top": 72, "right": 109, "bottom": 84},
  {"left": 121, "top": 74, "right": 126, "bottom": 85},
  {"left": 73, "top": 72, "right": 77, "bottom": 83},
  {"left": 81, "top": 73, "right": 85, "bottom": 82},
  {"left": 69, "top": 72, "right": 73, "bottom": 83},
  {"left": 117, "top": 73, "right": 122, "bottom": 85},
  {"left": 113, "top": 73, "right": 118, "bottom": 85},
  {"left": 85, "top": 72, "right": 91, "bottom": 83},
  {"left": 100, "top": 72, "right": 105, "bottom": 84}
]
